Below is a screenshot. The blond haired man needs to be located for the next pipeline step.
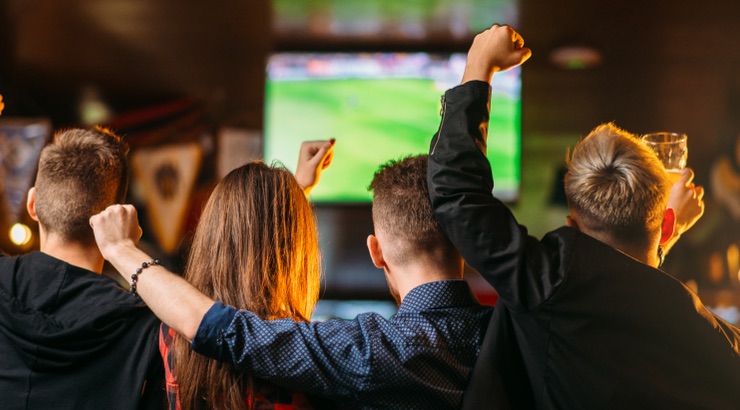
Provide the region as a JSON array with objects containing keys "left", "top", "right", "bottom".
[{"left": 428, "top": 24, "right": 740, "bottom": 409}]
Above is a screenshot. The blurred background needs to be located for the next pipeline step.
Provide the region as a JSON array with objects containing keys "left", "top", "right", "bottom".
[{"left": 1, "top": 0, "right": 740, "bottom": 321}]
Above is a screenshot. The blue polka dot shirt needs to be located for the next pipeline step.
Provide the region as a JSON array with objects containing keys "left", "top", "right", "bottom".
[{"left": 192, "top": 280, "right": 493, "bottom": 409}]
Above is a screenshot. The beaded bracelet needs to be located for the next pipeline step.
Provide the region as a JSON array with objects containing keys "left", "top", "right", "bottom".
[{"left": 130, "top": 258, "right": 161, "bottom": 297}]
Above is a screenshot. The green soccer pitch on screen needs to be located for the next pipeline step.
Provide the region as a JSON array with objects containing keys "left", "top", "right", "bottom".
[{"left": 264, "top": 52, "right": 521, "bottom": 203}]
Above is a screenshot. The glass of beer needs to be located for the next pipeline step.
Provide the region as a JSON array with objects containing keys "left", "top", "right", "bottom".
[{"left": 641, "top": 132, "right": 687, "bottom": 184}]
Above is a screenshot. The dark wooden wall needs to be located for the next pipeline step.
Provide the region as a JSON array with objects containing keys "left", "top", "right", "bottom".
[
  {"left": 520, "top": 0, "right": 740, "bottom": 181},
  {"left": 4, "top": 0, "right": 271, "bottom": 128}
]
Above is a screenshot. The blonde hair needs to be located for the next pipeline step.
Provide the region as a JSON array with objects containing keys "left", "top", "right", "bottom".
[
  {"left": 564, "top": 123, "right": 670, "bottom": 247},
  {"left": 173, "top": 161, "right": 321, "bottom": 409}
]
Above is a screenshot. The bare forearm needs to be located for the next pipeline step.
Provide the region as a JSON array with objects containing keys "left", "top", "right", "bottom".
[
  {"left": 461, "top": 63, "right": 495, "bottom": 84},
  {"left": 107, "top": 243, "right": 213, "bottom": 340}
]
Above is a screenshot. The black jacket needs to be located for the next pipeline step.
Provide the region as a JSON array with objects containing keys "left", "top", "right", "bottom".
[
  {"left": 428, "top": 81, "right": 740, "bottom": 409},
  {"left": 0, "top": 251, "right": 164, "bottom": 409}
]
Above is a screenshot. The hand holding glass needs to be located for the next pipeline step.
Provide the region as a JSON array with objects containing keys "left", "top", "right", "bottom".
[{"left": 641, "top": 132, "right": 688, "bottom": 184}]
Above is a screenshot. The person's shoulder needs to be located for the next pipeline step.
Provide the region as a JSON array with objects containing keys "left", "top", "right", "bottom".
[
  {"left": 0, "top": 251, "right": 66, "bottom": 291},
  {"left": 1, "top": 250, "right": 48, "bottom": 265},
  {"left": 542, "top": 226, "right": 592, "bottom": 260},
  {"left": 544, "top": 226, "right": 578, "bottom": 242},
  {"left": 0, "top": 250, "right": 16, "bottom": 268},
  {"left": 16, "top": 251, "right": 88, "bottom": 276}
]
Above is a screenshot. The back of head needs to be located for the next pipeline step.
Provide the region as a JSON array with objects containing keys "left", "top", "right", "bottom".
[
  {"left": 176, "top": 161, "right": 321, "bottom": 408},
  {"left": 34, "top": 127, "right": 128, "bottom": 245},
  {"left": 369, "top": 154, "right": 459, "bottom": 268},
  {"left": 564, "top": 123, "right": 670, "bottom": 247}
]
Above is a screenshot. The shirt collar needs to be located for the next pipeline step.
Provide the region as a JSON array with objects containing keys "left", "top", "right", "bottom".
[{"left": 397, "top": 279, "right": 479, "bottom": 314}]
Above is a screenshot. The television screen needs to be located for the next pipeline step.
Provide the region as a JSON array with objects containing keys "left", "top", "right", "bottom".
[{"left": 264, "top": 52, "right": 521, "bottom": 202}]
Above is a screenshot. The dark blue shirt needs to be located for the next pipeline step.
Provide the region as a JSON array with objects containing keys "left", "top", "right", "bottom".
[{"left": 192, "top": 280, "right": 493, "bottom": 409}]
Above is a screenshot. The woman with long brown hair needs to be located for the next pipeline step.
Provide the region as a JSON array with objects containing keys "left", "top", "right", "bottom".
[{"left": 160, "top": 141, "right": 334, "bottom": 409}]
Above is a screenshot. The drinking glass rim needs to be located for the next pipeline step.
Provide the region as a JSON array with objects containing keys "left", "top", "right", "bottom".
[{"left": 641, "top": 132, "right": 687, "bottom": 143}]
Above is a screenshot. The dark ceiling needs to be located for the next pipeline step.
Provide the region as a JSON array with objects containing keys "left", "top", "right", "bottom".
[{"left": 1, "top": 0, "right": 740, "bottom": 151}]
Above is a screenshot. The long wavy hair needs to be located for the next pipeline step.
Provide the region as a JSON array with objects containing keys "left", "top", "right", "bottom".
[{"left": 172, "top": 161, "right": 321, "bottom": 409}]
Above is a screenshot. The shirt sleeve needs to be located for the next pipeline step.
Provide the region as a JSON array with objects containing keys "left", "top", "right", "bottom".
[
  {"left": 191, "top": 302, "right": 405, "bottom": 400},
  {"left": 191, "top": 302, "right": 237, "bottom": 361},
  {"left": 427, "top": 80, "right": 564, "bottom": 312}
]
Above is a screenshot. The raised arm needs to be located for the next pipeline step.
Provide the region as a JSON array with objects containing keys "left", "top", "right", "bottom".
[
  {"left": 90, "top": 205, "right": 213, "bottom": 340},
  {"left": 428, "top": 26, "right": 566, "bottom": 312},
  {"left": 295, "top": 139, "right": 335, "bottom": 195}
]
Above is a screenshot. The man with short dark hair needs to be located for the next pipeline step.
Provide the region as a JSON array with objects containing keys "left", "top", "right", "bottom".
[
  {"left": 0, "top": 127, "right": 164, "bottom": 409},
  {"left": 89, "top": 154, "right": 494, "bottom": 409},
  {"left": 367, "top": 155, "right": 466, "bottom": 306}
]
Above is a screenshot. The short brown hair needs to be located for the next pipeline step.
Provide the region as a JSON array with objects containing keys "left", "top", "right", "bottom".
[
  {"left": 34, "top": 127, "right": 128, "bottom": 244},
  {"left": 369, "top": 155, "right": 457, "bottom": 265},
  {"left": 564, "top": 123, "right": 670, "bottom": 246}
]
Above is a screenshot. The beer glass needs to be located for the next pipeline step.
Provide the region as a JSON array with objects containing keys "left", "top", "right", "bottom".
[{"left": 641, "top": 132, "right": 688, "bottom": 184}]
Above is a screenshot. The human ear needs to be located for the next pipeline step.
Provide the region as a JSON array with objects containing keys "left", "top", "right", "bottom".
[
  {"left": 565, "top": 215, "right": 580, "bottom": 230},
  {"left": 366, "top": 234, "right": 386, "bottom": 269},
  {"left": 659, "top": 208, "right": 676, "bottom": 245},
  {"left": 26, "top": 187, "right": 39, "bottom": 221}
]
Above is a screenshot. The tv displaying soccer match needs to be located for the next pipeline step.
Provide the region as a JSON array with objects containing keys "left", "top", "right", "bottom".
[{"left": 264, "top": 52, "right": 521, "bottom": 202}]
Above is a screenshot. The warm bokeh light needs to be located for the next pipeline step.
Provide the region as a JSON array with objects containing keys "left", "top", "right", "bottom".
[
  {"left": 9, "top": 223, "right": 32, "bottom": 246},
  {"left": 728, "top": 244, "right": 740, "bottom": 283}
]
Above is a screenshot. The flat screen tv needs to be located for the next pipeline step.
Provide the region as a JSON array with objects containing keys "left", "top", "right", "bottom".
[{"left": 264, "top": 52, "right": 521, "bottom": 203}]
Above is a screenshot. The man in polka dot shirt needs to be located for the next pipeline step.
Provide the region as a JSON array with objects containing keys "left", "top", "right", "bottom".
[{"left": 90, "top": 154, "right": 495, "bottom": 409}]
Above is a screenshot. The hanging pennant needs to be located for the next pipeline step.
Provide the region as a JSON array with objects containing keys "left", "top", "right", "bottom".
[
  {"left": 0, "top": 119, "right": 51, "bottom": 226},
  {"left": 132, "top": 143, "right": 202, "bottom": 254}
]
